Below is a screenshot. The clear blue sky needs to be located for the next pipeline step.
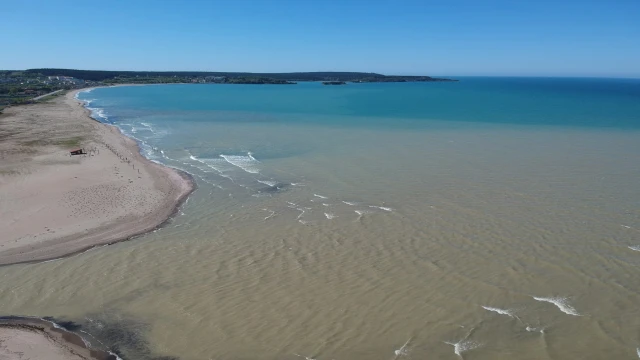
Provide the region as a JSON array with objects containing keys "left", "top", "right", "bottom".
[{"left": 3, "top": 0, "right": 639, "bottom": 77}]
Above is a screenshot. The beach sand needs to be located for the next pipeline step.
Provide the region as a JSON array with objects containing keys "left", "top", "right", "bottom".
[
  {"left": 0, "top": 318, "right": 116, "bottom": 360},
  {"left": 0, "top": 89, "right": 194, "bottom": 265}
]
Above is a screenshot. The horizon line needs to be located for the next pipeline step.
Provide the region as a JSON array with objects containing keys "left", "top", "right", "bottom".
[{"left": 4, "top": 68, "right": 639, "bottom": 80}]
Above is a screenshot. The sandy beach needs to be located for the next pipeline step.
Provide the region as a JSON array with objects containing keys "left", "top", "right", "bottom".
[
  {"left": 0, "top": 89, "right": 194, "bottom": 265},
  {"left": 0, "top": 317, "right": 117, "bottom": 360}
]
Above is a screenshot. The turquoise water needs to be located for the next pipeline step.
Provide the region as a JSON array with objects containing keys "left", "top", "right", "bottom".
[
  {"left": 78, "top": 78, "right": 640, "bottom": 204},
  {"left": 83, "top": 77, "right": 640, "bottom": 129},
  {"left": 6, "top": 78, "right": 639, "bottom": 360}
]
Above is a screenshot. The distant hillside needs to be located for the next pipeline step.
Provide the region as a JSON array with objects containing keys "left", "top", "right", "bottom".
[{"left": 24, "top": 69, "right": 455, "bottom": 83}]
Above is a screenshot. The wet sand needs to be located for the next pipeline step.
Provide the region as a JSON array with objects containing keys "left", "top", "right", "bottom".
[{"left": 0, "top": 90, "right": 194, "bottom": 265}]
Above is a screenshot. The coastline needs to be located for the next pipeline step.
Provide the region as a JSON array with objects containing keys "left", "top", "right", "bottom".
[
  {"left": 0, "top": 316, "right": 118, "bottom": 360},
  {"left": 0, "top": 88, "right": 195, "bottom": 266}
]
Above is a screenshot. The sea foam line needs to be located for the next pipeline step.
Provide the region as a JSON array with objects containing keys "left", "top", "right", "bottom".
[
  {"left": 263, "top": 209, "right": 276, "bottom": 221},
  {"left": 257, "top": 179, "right": 278, "bottom": 187},
  {"left": 220, "top": 152, "right": 260, "bottom": 174},
  {"left": 481, "top": 306, "right": 515, "bottom": 318},
  {"left": 444, "top": 340, "right": 482, "bottom": 358},
  {"left": 370, "top": 205, "right": 393, "bottom": 212},
  {"left": 187, "top": 152, "right": 235, "bottom": 181},
  {"left": 39, "top": 317, "right": 124, "bottom": 360},
  {"left": 628, "top": 245, "right": 640, "bottom": 252},
  {"left": 355, "top": 209, "right": 372, "bottom": 220},
  {"left": 532, "top": 296, "right": 580, "bottom": 316},
  {"left": 287, "top": 202, "right": 309, "bottom": 220},
  {"left": 313, "top": 194, "right": 328, "bottom": 199}
]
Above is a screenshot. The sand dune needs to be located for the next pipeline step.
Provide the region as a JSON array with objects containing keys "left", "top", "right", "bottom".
[{"left": 0, "top": 89, "right": 194, "bottom": 265}]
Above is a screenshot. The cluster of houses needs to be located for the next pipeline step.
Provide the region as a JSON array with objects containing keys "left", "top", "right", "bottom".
[
  {"left": 0, "top": 73, "right": 99, "bottom": 106},
  {"left": 46, "top": 76, "right": 85, "bottom": 85},
  {"left": 0, "top": 75, "right": 85, "bottom": 87},
  {"left": 190, "top": 76, "right": 227, "bottom": 83}
]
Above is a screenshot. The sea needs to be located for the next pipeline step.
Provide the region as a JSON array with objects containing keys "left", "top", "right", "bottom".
[{"left": 1, "top": 77, "right": 640, "bottom": 360}]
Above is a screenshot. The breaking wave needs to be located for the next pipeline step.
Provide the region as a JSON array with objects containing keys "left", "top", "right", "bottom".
[
  {"left": 532, "top": 296, "right": 580, "bottom": 316},
  {"left": 220, "top": 153, "right": 261, "bottom": 174}
]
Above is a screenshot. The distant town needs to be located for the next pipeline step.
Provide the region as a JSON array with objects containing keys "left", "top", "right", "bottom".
[{"left": 0, "top": 69, "right": 456, "bottom": 110}]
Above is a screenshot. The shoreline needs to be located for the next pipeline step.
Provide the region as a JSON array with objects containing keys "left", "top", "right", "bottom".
[
  {"left": 0, "top": 316, "right": 119, "bottom": 360},
  {"left": 0, "top": 89, "right": 196, "bottom": 266}
]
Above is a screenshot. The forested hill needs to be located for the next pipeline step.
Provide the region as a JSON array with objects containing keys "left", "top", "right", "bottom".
[{"left": 24, "top": 69, "right": 455, "bottom": 82}]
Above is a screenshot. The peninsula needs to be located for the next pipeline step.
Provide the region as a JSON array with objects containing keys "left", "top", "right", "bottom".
[{"left": 0, "top": 90, "right": 194, "bottom": 265}]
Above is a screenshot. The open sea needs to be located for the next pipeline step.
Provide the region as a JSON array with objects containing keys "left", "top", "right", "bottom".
[{"left": 2, "top": 77, "right": 640, "bottom": 359}]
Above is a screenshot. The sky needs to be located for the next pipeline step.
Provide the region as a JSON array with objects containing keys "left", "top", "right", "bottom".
[{"left": 2, "top": 0, "right": 639, "bottom": 77}]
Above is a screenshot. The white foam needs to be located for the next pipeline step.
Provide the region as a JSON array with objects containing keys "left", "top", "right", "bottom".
[
  {"left": 220, "top": 153, "right": 260, "bottom": 174},
  {"left": 38, "top": 317, "right": 93, "bottom": 349},
  {"left": 293, "top": 354, "right": 315, "bottom": 360},
  {"left": 286, "top": 202, "right": 307, "bottom": 220},
  {"left": 445, "top": 340, "right": 482, "bottom": 357},
  {"left": 324, "top": 213, "right": 336, "bottom": 219},
  {"left": 526, "top": 326, "right": 545, "bottom": 334},
  {"left": 355, "top": 209, "right": 373, "bottom": 221},
  {"left": 49, "top": 321, "right": 66, "bottom": 330},
  {"left": 636, "top": 347, "right": 639, "bottom": 359},
  {"left": 188, "top": 153, "right": 236, "bottom": 180},
  {"left": 394, "top": 348, "right": 408, "bottom": 357},
  {"left": 87, "top": 107, "right": 107, "bottom": 121},
  {"left": 370, "top": 205, "right": 393, "bottom": 212},
  {"left": 628, "top": 245, "right": 640, "bottom": 252},
  {"left": 263, "top": 209, "right": 276, "bottom": 221},
  {"left": 313, "top": 194, "right": 328, "bottom": 199},
  {"left": 79, "top": 335, "right": 92, "bottom": 347},
  {"left": 257, "top": 179, "right": 278, "bottom": 187},
  {"left": 342, "top": 201, "right": 358, "bottom": 206},
  {"left": 481, "top": 306, "right": 514, "bottom": 318},
  {"left": 533, "top": 296, "right": 580, "bottom": 316},
  {"left": 393, "top": 337, "right": 412, "bottom": 359},
  {"left": 322, "top": 203, "right": 331, "bottom": 207},
  {"left": 109, "top": 351, "right": 125, "bottom": 360}
]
